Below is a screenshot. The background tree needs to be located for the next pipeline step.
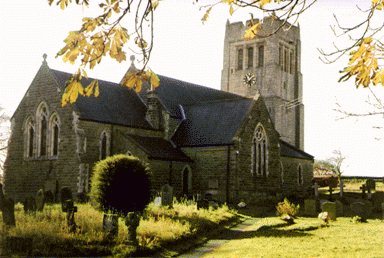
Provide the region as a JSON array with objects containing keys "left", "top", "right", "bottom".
[
  {"left": 328, "top": 150, "right": 346, "bottom": 181},
  {"left": 0, "top": 106, "right": 10, "bottom": 182},
  {"left": 47, "top": 0, "right": 384, "bottom": 106}
]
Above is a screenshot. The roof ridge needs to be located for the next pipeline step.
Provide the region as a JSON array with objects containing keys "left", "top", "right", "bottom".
[
  {"left": 280, "top": 140, "right": 314, "bottom": 159},
  {"left": 50, "top": 68, "right": 121, "bottom": 87},
  {"left": 183, "top": 97, "right": 252, "bottom": 107},
  {"left": 157, "top": 74, "right": 246, "bottom": 99}
]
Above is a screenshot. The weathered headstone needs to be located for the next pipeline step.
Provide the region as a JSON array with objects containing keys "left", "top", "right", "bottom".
[
  {"left": 161, "top": 184, "right": 173, "bottom": 207},
  {"left": 35, "top": 189, "right": 45, "bottom": 211},
  {"left": 23, "top": 196, "right": 36, "bottom": 213},
  {"left": 304, "top": 199, "right": 317, "bottom": 217},
  {"left": 126, "top": 212, "right": 140, "bottom": 246},
  {"left": 44, "top": 179, "right": 57, "bottom": 201},
  {"left": 350, "top": 202, "right": 372, "bottom": 221},
  {"left": 60, "top": 187, "right": 77, "bottom": 233},
  {"left": 360, "top": 184, "right": 367, "bottom": 199},
  {"left": 321, "top": 202, "right": 337, "bottom": 221},
  {"left": 44, "top": 190, "right": 54, "bottom": 203},
  {"left": 154, "top": 196, "right": 162, "bottom": 206},
  {"left": 103, "top": 213, "right": 119, "bottom": 239},
  {"left": 0, "top": 184, "right": 16, "bottom": 227},
  {"left": 335, "top": 200, "right": 343, "bottom": 217}
]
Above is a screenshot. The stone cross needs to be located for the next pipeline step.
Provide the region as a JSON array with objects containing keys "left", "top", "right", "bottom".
[
  {"left": 360, "top": 184, "right": 367, "bottom": 199},
  {"left": 312, "top": 182, "right": 319, "bottom": 199},
  {"left": 60, "top": 187, "right": 77, "bottom": 233},
  {"left": 339, "top": 179, "right": 344, "bottom": 198}
]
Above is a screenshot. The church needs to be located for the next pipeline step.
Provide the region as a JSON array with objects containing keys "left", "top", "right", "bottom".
[{"left": 4, "top": 17, "right": 313, "bottom": 204}]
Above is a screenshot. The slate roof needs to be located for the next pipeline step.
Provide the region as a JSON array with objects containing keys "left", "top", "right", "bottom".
[
  {"left": 154, "top": 75, "right": 247, "bottom": 118},
  {"left": 280, "top": 140, "right": 314, "bottom": 160},
  {"left": 172, "top": 99, "right": 253, "bottom": 147},
  {"left": 125, "top": 134, "right": 192, "bottom": 162},
  {"left": 51, "top": 69, "right": 153, "bottom": 129}
]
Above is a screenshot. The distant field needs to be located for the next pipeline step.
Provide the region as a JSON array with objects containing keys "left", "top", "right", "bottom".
[{"left": 319, "top": 179, "right": 384, "bottom": 194}]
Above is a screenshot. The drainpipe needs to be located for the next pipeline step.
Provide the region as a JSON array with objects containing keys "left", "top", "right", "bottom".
[
  {"left": 226, "top": 146, "right": 231, "bottom": 203},
  {"left": 169, "top": 161, "right": 173, "bottom": 186}
]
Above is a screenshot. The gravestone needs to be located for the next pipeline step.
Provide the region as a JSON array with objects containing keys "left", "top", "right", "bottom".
[
  {"left": 103, "top": 214, "right": 119, "bottom": 239},
  {"left": 0, "top": 184, "right": 16, "bottom": 227},
  {"left": 126, "top": 212, "right": 140, "bottom": 246},
  {"left": 23, "top": 196, "right": 36, "bottom": 213},
  {"left": 304, "top": 199, "right": 317, "bottom": 217},
  {"left": 44, "top": 179, "right": 57, "bottom": 201},
  {"left": 360, "top": 184, "right": 367, "bottom": 199},
  {"left": 44, "top": 190, "right": 55, "bottom": 203},
  {"left": 161, "top": 184, "right": 173, "bottom": 207},
  {"left": 321, "top": 202, "right": 337, "bottom": 221},
  {"left": 35, "top": 189, "right": 45, "bottom": 211},
  {"left": 335, "top": 200, "right": 343, "bottom": 217},
  {"left": 154, "top": 196, "right": 162, "bottom": 206},
  {"left": 350, "top": 202, "right": 372, "bottom": 221},
  {"left": 60, "top": 187, "right": 77, "bottom": 233}
]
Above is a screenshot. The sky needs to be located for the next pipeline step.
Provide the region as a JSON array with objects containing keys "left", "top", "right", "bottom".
[{"left": 0, "top": 0, "right": 383, "bottom": 177}]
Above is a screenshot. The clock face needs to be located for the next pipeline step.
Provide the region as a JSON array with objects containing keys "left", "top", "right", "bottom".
[{"left": 243, "top": 72, "right": 256, "bottom": 87}]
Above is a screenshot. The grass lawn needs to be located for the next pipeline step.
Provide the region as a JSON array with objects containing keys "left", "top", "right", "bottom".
[
  {"left": 0, "top": 201, "right": 237, "bottom": 256},
  {"left": 203, "top": 217, "right": 384, "bottom": 258}
]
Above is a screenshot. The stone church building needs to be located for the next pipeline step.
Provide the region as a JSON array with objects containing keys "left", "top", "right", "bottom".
[{"left": 4, "top": 17, "right": 313, "bottom": 204}]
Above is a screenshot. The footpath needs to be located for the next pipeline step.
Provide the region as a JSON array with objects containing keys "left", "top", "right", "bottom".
[{"left": 178, "top": 217, "right": 258, "bottom": 258}]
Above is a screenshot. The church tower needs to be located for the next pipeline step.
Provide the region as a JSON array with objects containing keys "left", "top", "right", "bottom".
[{"left": 221, "top": 16, "right": 304, "bottom": 150}]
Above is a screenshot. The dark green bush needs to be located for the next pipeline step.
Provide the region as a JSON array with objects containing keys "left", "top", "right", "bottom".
[{"left": 90, "top": 154, "right": 151, "bottom": 215}]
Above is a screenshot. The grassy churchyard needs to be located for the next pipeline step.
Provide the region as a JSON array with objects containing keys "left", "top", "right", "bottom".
[{"left": 0, "top": 178, "right": 383, "bottom": 257}]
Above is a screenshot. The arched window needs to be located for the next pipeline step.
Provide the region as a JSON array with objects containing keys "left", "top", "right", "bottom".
[
  {"left": 258, "top": 45, "right": 264, "bottom": 67},
  {"left": 36, "top": 103, "right": 49, "bottom": 157},
  {"left": 49, "top": 113, "right": 60, "bottom": 157},
  {"left": 298, "top": 164, "right": 303, "bottom": 186},
  {"left": 181, "top": 165, "right": 192, "bottom": 195},
  {"left": 99, "top": 130, "right": 110, "bottom": 160},
  {"left": 24, "top": 117, "right": 35, "bottom": 158},
  {"left": 251, "top": 124, "right": 268, "bottom": 176}
]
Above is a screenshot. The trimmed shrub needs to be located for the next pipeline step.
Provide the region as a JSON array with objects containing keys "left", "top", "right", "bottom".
[
  {"left": 90, "top": 154, "right": 151, "bottom": 215},
  {"left": 276, "top": 198, "right": 300, "bottom": 218}
]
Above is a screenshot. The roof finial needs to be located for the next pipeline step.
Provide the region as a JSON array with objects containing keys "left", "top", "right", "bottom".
[{"left": 42, "top": 53, "right": 48, "bottom": 64}]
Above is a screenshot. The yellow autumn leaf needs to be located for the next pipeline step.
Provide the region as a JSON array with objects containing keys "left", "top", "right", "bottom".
[
  {"left": 244, "top": 22, "right": 260, "bottom": 40},
  {"left": 372, "top": 0, "right": 384, "bottom": 10},
  {"left": 201, "top": 6, "right": 212, "bottom": 23},
  {"left": 84, "top": 80, "right": 99, "bottom": 97},
  {"left": 229, "top": 5, "right": 234, "bottom": 16},
  {"left": 146, "top": 70, "right": 160, "bottom": 89},
  {"left": 259, "top": 0, "right": 272, "bottom": 8},
  {"left": 61, "top": 79, "right": 84, "bottom": 107}
]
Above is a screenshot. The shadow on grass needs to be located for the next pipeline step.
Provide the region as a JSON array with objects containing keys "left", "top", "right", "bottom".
[{"left": 213, "top": 222, "right": 318, "bottom": 241}]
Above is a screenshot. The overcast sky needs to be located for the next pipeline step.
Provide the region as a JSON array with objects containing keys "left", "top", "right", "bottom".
[{"left": 1, "top": 1, "right": 383, "bottom": 176}]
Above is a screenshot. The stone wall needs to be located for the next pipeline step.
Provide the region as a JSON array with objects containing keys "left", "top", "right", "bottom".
[
  {"left": 3, "top": 63, "right": 79, "bottom": 202},
  {"left": 281, "top": 156, "right": 313, "bottom": 197}
]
